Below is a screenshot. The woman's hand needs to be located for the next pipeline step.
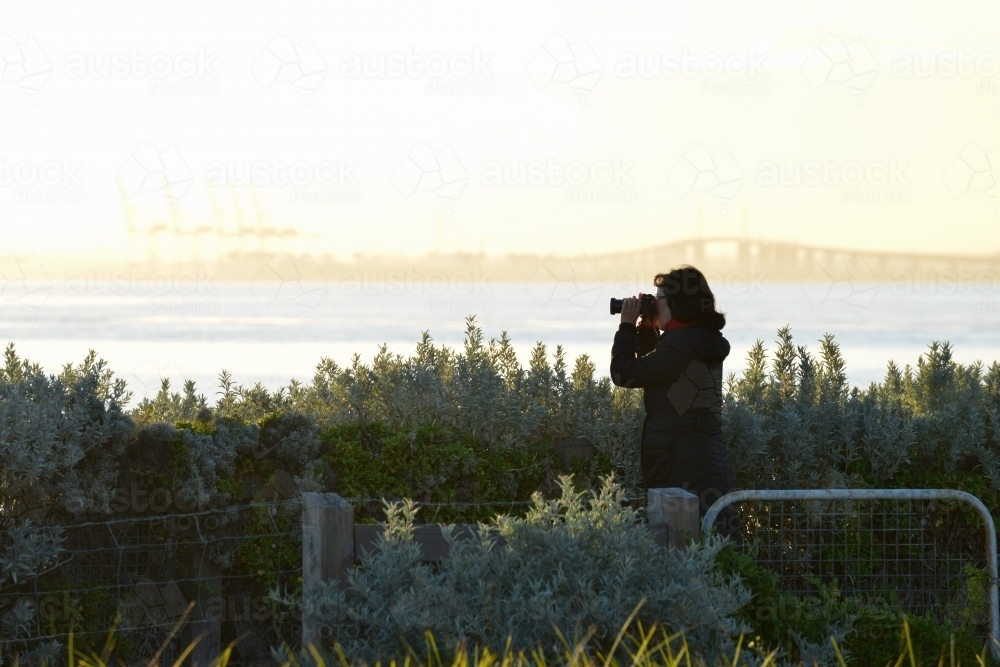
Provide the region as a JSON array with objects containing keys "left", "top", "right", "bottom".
[
  {"left": 638, "top": 313, "right": 660, "bottom": 330},
  {"left": 620, "top": 294, "right": 643, "bottom": 325}
]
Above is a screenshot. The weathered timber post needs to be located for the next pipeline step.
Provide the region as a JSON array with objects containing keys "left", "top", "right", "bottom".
[
  {"left": 189, "top": 534, "right": 222, "bottom": 667},
  {"left": 302, "top": 493, "right": 354, "bottom": 650},
  {"left": 647, "top": 488, "right": 699, "bottom": 550}
]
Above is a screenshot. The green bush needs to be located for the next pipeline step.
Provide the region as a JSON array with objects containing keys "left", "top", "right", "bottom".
[
  {"left": 294, "top": 475, "right": 750, "bottom": 665},
  {"left": 0, "top": 345, "right": 133, "bottom": 664},
  {"left": 715, "top": 543, "right": 989, "bottom": 665},
  {"left": 322, "top": 421, "right": 544, "bottom": 523},
  {"left": 5, "top": 318, "right": 1000, "bottom": 664},
  {"left": 724, "top": 327, "right": 1000, "bottom": 493},
  {"left": 131, "top": 318, "right": 647, "bottom": 494}
]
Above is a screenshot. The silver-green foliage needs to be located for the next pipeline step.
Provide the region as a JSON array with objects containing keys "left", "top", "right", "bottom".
[
  {"left": 298, "top": 475, "right": 750, "bottom": 664},
  {"left": 129, "top": 318, "right": 1000, "bottom": 497},
  {"left": 724, "top": 327, "right": 1000, "bottom": 489},
  {"left": 133, "top": 317, "right": 647, "bottom": 492},
  {"left": 0, "top": 344, "right": 133, "bottom": 663},
  {"left": 5, "top": 321, "right": 1000, "bottom": 663},
  {"left": 130, "top": 316, "right": 626, "bottom": 484}
]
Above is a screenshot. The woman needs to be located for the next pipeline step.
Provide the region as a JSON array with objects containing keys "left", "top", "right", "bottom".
[{"left": 610, "top": 265, "right": 740, "bottom": 542}]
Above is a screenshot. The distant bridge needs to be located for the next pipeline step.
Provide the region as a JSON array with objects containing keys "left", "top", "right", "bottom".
[
  {"left": 582, "top": 236, "right": 1000, "bottom": 283},
  {"left": 119, "top": 237, "right": 1000, "bottom": 284}
]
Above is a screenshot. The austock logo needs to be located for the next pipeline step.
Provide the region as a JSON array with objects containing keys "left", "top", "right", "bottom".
[
  {"left": 204, "top": 156, "right": 361, "bottom": 205},
  {"left": 64, "top": 265, "right": 220, "bottom": 315},
  {"left": 338, "top": 264, "right": 494, "bottom": 296},
  {"left": 0, "top": 252, "right": 52, "bottom": 307},
  {"left": 424, "top": 294, "right": 497, "bottom": 316},
  {"left": 889, "top": 48, "right": 1000, "bottom": 96},
  {"left": 0, "top": 34, "right": 52, "bottom": 97},
  {"left": 889, "top": 265, "right": 999, "bottom": 298},
  {"left": 117, "top": 143, "right": 194, "bottom": 205},
  {"left": 205, "top": 158, "right": 359, "bottom": 188},
  {"left": 251, "top": 34, "right": 327, "bottom": 101},
  {"left": 801, "top": 254, "right": 878, "bottom": 309},
  {"left": 801, "top": 34, "right": 878, "bottom": 106},
  {"left": 943, "top": 143, "right": 997, "bottom": 211},
  {"left": 526, "top": 35, "right": 602, "bottom": 104},
  {"left": 480, "top": 155, "right": 636, "bottom": 205},
  {"left": 614, "top": 48, "right": 770, "bottom": 97},
  {"left": 339, "top": 47, "right": 495, "bottom": 97},
  {"left": 756, "top": 156, "right": 911, "bottom": 205},
  {"left": 38, "top": 586, "right": 298, "bottom": 629},
  {"left": 0, "top": 155, "right": 85, "bottom": 205},
  {"left": 64, "top": 47, "right": 220, "bottom": 96},
  {"left": 891, "top": 49, "right": 998, "bottom": 79},
  {"left": 391, "top": 143, "right": 469, "bottom": 209},
  {"left": 702, "top": 268, "right": 771, "bottom": 316},
  {"left": 251, "top": 253, "right": 328, "bottom": 309},
  {"left": 64, "top": 480, "right": 301, "bottom": 517},
  {"left": 129, "top": 358, "right": 186, "bottom": 397},
  {"left": 525, "top": 253, "right": 602, "bottom": 311},
  {"left": 666, "top": 143, "right": 744, "bottom": 209}
]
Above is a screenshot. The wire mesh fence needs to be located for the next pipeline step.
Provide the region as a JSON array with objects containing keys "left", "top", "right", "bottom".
[
  {"left": 0, "top": 496, "right": 571, "bottom": 665},
  {"left": 702, "top": 489, "right": 1000, "bottom": 658},
  {"left": 0, "top": 500, "right": 303, "bottom": 666},
  {"left": 9, "top": 488, "right": 995, "bottom": 664}
]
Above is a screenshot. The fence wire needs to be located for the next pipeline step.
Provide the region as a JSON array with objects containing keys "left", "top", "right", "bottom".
[
  {"left": 11, "top": 490, "right": 993, "bottom": 664},
  {"left": 0, "top": 500, "right": 302, "bottom": 667},
  {"left": 0, "top": 496, "right": 571, "bottom": 666},
  {"left": 702, "top": 489, "right": 999, "bottom": 658}
]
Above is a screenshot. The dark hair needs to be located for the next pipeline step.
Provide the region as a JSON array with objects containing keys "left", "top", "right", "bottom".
[{"left": 653, "top": 265, "right": 726, "bottom": 330}]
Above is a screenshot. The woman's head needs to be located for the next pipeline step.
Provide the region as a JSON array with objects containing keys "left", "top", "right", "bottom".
[{"left": 654, "top": 266, "right": 726, "bottom": 330}]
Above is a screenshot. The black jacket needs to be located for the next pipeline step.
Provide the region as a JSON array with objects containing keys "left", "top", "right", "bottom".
[
  {"left": 610, "top": 322, "right": 738, "bottom": 530},
  {"left": 610, "top": 322, "right": 730, "bottom": 428}
]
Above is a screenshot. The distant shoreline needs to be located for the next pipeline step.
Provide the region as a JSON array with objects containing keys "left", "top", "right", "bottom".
[{"left": 7, "top": 236, "right": 1000, "bottom": 283}]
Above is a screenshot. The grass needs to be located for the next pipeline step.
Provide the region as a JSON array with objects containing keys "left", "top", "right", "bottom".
[
  {"left": 7, "top": 603, "right": 998, "bottom": 667},
  {"left": 286, "top": 619, "right": 999, "bottom": 667}
]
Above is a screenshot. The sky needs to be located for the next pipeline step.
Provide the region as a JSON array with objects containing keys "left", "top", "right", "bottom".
[{"left": 1, "top": 0, "right": 999, "bottom": 266}]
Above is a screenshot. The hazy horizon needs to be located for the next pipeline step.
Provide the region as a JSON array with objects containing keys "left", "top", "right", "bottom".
[
  {"left": 2, "top": 0, "right": 998, "bottom": 269},
  {"left": 3, "top": 0, "right": 999, "bottom": 398}
]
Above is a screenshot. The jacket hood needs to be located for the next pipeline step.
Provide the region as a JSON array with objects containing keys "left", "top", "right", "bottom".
[{"left": 671, "top": 325, "right": 731, "bottom": 364}]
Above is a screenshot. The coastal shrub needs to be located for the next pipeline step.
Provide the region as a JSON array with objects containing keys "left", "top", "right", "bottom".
[
  {"left": 295, "top": 475, "right": 751, "bottom": 665},
  {"left": 4, "top": 318, "right": 1000, "bottom": 664},
  {"left": 321, "top": 421, "right": 555, "bottom": 523},
  {"left": 131, "top": 318, "right": 647, "bottom": 493},
  {"left": 724, "top": 327, "right": 1000, "bottom": 493},
  {"left": 715, "top": 543, "right": 989, "bottom": 666},
  {"left": 0, "top": 345, "right": 133, "bottom": 664}
]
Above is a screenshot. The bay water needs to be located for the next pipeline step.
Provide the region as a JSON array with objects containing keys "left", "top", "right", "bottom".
[{"left": 2, "top": 279, "right": 997, "bottom": 403}]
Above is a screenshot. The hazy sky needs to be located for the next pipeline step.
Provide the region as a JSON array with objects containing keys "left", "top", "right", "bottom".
[{"left": 2, "top": 0, "right": 999, "bottom": 264}]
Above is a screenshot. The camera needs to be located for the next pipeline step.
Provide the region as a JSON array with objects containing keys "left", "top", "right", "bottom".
[{"left": 610, "top": 294, "right": 656, "bottom": 318}]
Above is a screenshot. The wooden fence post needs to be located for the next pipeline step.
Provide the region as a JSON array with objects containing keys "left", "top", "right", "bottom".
[
  {"left": 188, "top": 543, "right": 222, "bottom": 667},
  {"left": 647, "top": 488, "right": 699, "bottom": 550},
  {"left": 301, "top": 492, "right": 354, "bottom": 650}
]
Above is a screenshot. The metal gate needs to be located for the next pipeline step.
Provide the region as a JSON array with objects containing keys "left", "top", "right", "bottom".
[{"left": 702, "top": 489, "right": 999, "bottom": 660}]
